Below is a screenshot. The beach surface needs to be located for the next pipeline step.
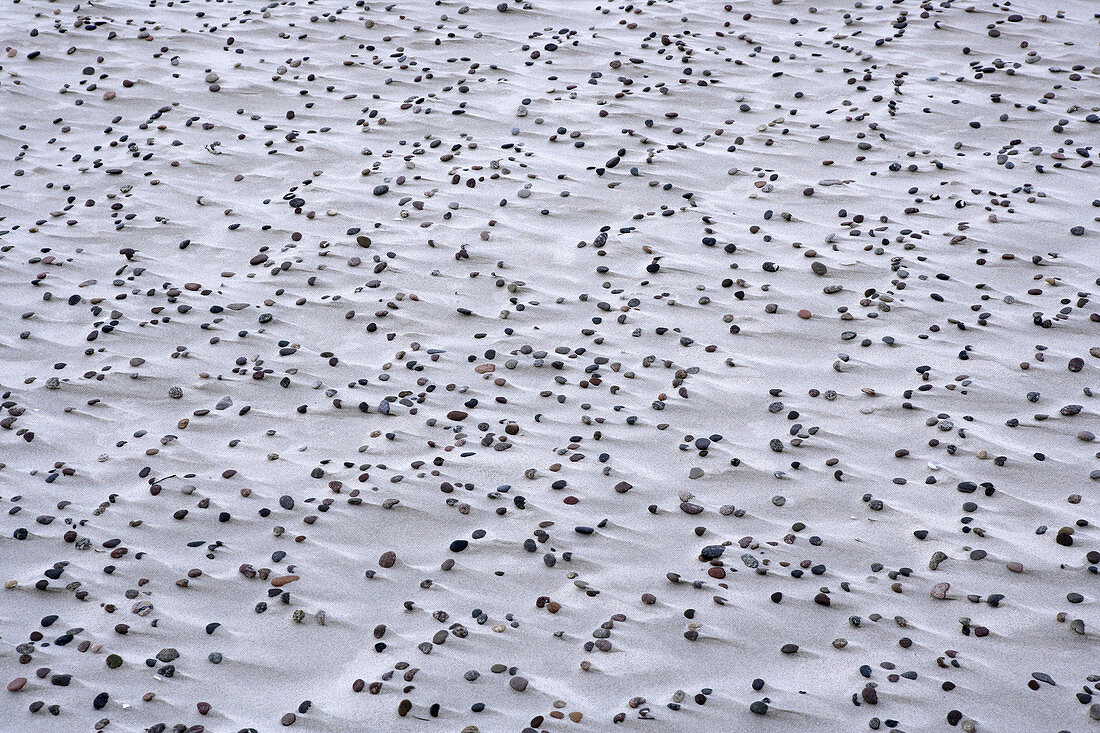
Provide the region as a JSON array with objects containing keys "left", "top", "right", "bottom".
[{"left": 1, "top": 0, "right": 1098, "bottom": 730}]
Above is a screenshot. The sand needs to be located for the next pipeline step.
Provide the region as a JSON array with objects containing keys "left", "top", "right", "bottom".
[{"left": 1, "top": 0, "right": 1098, "bottom": 730}]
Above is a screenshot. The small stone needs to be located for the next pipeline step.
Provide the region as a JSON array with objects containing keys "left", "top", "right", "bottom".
[
  {"left": 509, "top": 676, "right": 528, "bottom": 691},
  {"left": 700, "top": 545, "right": 724, "bottom": 559},
  {"left": 1031, "top": 672, "right": 1055, "bottom": 686},
  {"left": 929, "top": 551, "right": 948, "bottom": 570}
]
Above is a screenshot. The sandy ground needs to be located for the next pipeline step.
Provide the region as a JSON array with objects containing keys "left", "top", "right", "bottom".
[{"left": 1, "top": 0, "right": 1098, "bottom": 731}]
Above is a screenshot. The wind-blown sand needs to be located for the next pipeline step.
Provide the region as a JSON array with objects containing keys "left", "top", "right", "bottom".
[{"left": 1, "top": 0, "right": 1098, "bottom": 730}]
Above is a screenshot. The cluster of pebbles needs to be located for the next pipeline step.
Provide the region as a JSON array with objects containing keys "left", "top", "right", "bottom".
[{"left": 1, "top": 0, "right": 1098, "bottom": 730}]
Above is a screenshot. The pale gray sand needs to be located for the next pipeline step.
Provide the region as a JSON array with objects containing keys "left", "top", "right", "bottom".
[{"left": 1, "top": 0, "right": 1098, "bottom": 731}]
